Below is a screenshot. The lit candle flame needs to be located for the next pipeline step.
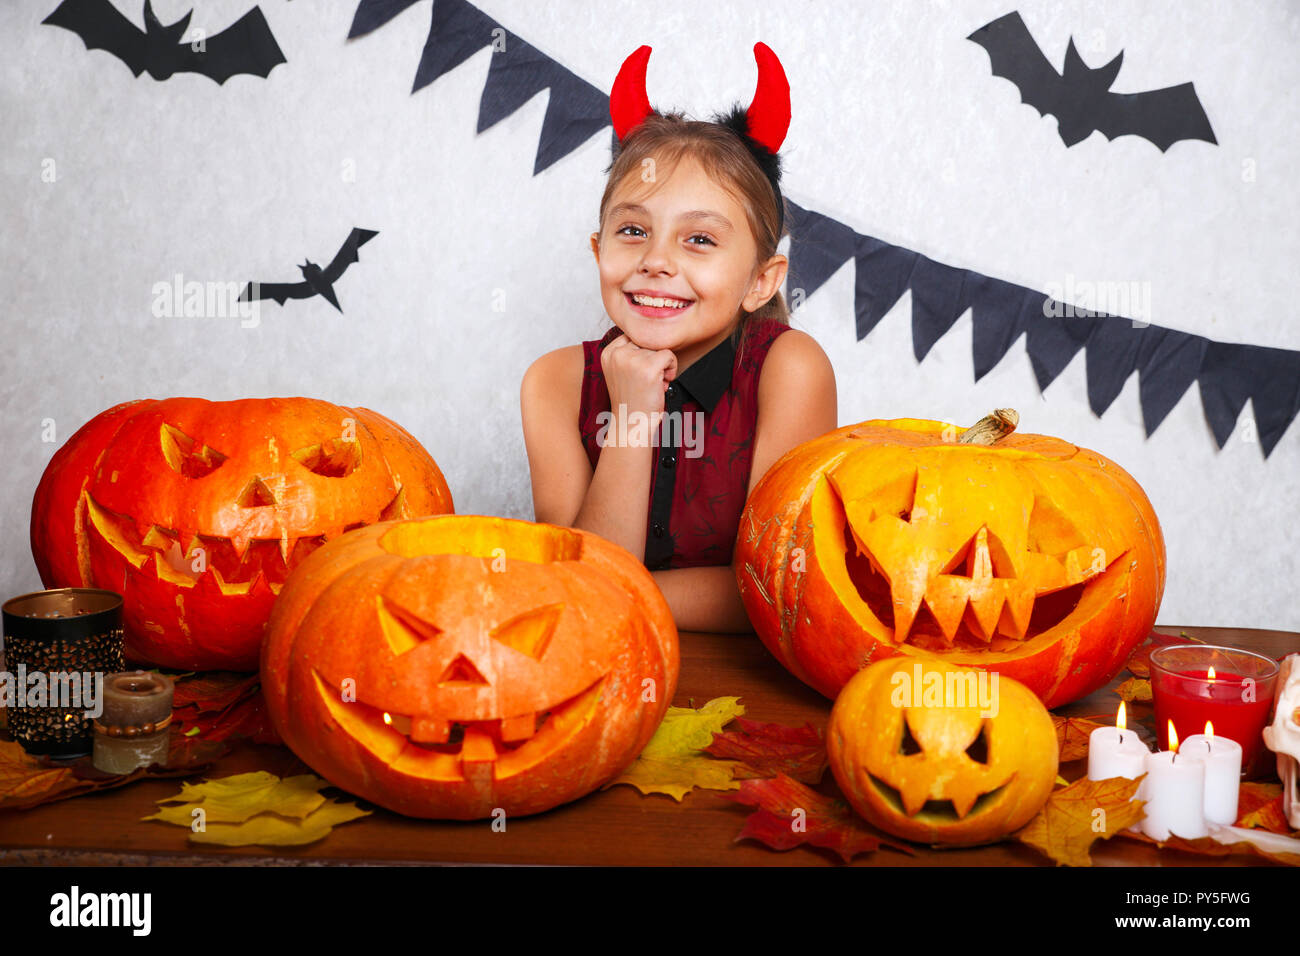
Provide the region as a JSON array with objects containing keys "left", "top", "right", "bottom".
[
  {"left": 382, "top": 712, "right": 393, "bottom": 726},
  {"left": 1205, "top": 720, "right": 1214, "bottom": 738},
  {"left": 1168, "top": 720, "right": 1180, "bottom": 752},
  {"left": 1117, "top": 700, "right": 1127, "bottom": 731},
  {"left": 1208, "top": 665, "right": 1216, "bottom": 681}
]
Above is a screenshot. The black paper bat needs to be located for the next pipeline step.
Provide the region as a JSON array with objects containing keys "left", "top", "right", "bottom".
[
  {"left": 42, "top": 0, "right": 285, "bottom": 84},
  {"left": 968, "top": 11, "right": 1216, "bottom": 151},
  {"left": 240, "top": 229, "right": 379, "bottom": 313}
]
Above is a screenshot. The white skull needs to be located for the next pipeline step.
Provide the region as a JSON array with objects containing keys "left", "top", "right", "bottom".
[{"left": 1262, "top": 653, "right": 1300, "bottom": 830}]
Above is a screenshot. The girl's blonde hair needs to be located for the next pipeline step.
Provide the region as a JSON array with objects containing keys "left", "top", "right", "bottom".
[{"left": 597, "top": 111, "right": 789, "bottom": 367}]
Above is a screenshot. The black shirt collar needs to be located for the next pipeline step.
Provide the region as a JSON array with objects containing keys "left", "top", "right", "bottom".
[{"left": 675, "top": 332, "right": 736, "bottom": 413}]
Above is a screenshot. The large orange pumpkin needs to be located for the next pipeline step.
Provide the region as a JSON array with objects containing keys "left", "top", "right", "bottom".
[
  {"left": 828, "top": 656, "right": 1058, "bottom": 846},
  {"left": 31, "top": 397, "right": 453, "bottom": 671},
  {"left": 261, "top": 514, "right": 679, "bottom": 819},
  {"left": 736, "top": 415, "right": 1165, "bottom": 708}
]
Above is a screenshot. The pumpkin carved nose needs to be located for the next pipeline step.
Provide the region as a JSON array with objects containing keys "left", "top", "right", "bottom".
[{"left": 235, "top": 477, "right": 278, "bottom": 507}]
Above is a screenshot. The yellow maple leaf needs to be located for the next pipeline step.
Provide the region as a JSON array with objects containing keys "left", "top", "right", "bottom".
[
  {"left": 606, "top": 696, "right": 746, "bottom": 800},
  {"left": 143, "top": 770, "right": 368, "bottom": 845},
  {"left": 1015, "top": 775, "right": 1145, "bottom": 867},
  {"left": 149, "top": 772, "right": 327, "bottom": 824},
  {"left": 1115, "top": 678, "right": 1152, "bottom": 702},
  {"left": 187, "top": 801, "right": 372, "bottom": 847}
]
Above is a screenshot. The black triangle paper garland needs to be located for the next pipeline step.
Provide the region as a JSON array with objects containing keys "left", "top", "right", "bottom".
[{"left": 345, "top": 0, "right": 1300, "bottom": 458}]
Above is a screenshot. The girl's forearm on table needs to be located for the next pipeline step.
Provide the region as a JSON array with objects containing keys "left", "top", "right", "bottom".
[
  {"left": 651, "top": 564, "right": 753, "bottom": 634},
  {"left": 571, "top": 429, "right": 652, "bottom": 561}
]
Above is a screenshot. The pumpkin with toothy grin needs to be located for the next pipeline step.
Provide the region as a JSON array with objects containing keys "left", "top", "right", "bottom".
[
  {"left": 260, "top": 515, "right": 679, "bottom": 819},
  {"left": 30, "top": 397, "right": 453, "bottom": 670}
]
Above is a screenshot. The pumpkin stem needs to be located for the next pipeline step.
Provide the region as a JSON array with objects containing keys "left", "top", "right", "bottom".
[{"left": 957, "top": 408, "right": 1019, "bottom": 445}]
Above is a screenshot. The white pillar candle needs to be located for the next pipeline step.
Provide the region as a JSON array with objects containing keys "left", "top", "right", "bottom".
[
  {"left": 1087, "top": 703, "right": 1149, "bottom": 833},
  {"left": 1140, "top": 750, "right": 1209, "bottom": 841},
  {"left": 1180, "top": 733, "right": 1242, "bottom": 825},
  {"left": 1087, "top": 726, "right": 1149, "bottom": 780}
]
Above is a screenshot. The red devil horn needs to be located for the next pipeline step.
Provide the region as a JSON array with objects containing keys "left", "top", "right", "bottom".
[
  {"left": 744, "top": 42, "right": 791, "bottom": 154},
  {"left": 610, "top": 45, "right": 654, "bottom": 141}
]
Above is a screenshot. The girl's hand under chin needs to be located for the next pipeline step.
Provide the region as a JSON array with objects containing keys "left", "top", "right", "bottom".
[{"left": 601, "top": 333, "right": 678, "bottom": 417}]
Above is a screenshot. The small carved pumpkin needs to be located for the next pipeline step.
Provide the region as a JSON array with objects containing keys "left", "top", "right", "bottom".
[
  {"left": 260, "top": 514, "right": 679, "bottom": 819},
  {"left": 31, "top": 397, "right": 453, "bottom": 670},
  {"left": 736, "top": 414, "right": 1165, "bottom": 708},
  {"left": 828, "top": 656, "right": 1058, "bottom": 846}
]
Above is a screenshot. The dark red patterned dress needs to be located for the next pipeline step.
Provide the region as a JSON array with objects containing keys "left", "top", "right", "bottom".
[{"left": 577, "top": 318, "right": 792, "bottom": 570}]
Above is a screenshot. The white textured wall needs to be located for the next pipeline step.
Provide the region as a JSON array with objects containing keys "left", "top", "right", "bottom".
[{"left": 2, "top": 0, "right": 1297, "bottom": 630}]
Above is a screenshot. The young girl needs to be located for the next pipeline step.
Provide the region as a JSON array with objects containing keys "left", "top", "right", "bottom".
[{"left": 521, "top": 44, "right": 837, "bottom": 633}]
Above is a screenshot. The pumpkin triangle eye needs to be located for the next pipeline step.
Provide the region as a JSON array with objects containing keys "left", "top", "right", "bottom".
[
  {"left": 376, "top": 595, "right": 443, "bottom": 656},
  {"left": 292, "top": 439, "right": 361, "bottom": 478},
  {"left": 965, "top": 722, "right": 990, "bottom": 765},
  {"left": 160, "top": 423, "right": 228, "bottom": 478},
  {"left": 491, "top": 604, "right": 563, "bottom": 660},
  {"left": 899, "top": 714, "right": 923, "bottom": 755}
]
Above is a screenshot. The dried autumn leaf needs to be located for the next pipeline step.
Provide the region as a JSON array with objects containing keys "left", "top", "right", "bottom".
[
  {"left": 1120, "top": 828, "right": 1300, "bottom": 867},
  {"left": 1052, "top": 715, "right": 1108, "bottom": 762},
  {"left": 717, "top": 773, "right": 912, "bottom": 863},
  {"left": 704, "top": 717, "right": 828, "bottom": 784},
  {"left": 0, "top": 727, "right": 227, "bottom": 812},
  {"left": 0, "top": 739, "right": 84, "bottom": 810},
  {"left": 171, "top": 672, "right": 260, "bottom": 713},
  {"left": 605, "top": 696, "right": 746, "bottom": 800},
  {"left": 170, "top": 671, "right": 281, "bottom": 746},
  {"left": 151, "top": 772, "right": 326, "bottom": 823},
  {"left": 144, "top": 770, "right": 369, "bottom": 846},
  {"left": 1115, "top": 677, "right": 1153, "bottom": 702},
  {"left": 1236, "top": 782, "right": 1293, "bottom": 834},
  {"left": 174, "top": 690, "right": 281, "bottom": 746},
  {"left": 188, "top": 800, "right": 371, "bottom": 847},
  {"left": 1015, "top": 775, "right": 1145, "bottom": 867}
]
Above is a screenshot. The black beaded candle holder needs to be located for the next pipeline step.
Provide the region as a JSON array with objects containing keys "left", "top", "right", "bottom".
[{"left": 1, "top": 588, "right": 124, "bottom": 757}]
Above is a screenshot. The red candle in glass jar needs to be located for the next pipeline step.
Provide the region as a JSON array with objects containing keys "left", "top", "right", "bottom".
[{"left": 1150, "top": 646, "right": 1280, "bottom": 776}]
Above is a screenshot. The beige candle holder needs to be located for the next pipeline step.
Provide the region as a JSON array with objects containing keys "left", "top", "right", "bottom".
[{"left": 92, "top": 670, "right": 175, "bottom": 774}]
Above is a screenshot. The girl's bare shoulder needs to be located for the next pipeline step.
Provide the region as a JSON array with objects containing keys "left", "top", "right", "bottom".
[
  {"left": 760, "top": 328, "right": 835, "bottom": 386},
  {"left": 520, "top": 344, "right": 587, "bottom": 414}
]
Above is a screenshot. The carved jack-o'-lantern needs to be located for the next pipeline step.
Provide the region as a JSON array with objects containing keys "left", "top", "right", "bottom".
[
  {"left": 828, "top": 656, "right": 1058, "bottom": 846},
  {"left": 260, "top": 514, "right": 679, "bottom": 819},
  {"left": 737, "top": 413, "right": 1165, "bottom": 708},
  {"left": 31, "top": 397, "right": 453, "bottom": 671}
]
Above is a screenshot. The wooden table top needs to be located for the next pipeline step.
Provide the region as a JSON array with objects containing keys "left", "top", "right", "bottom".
[{"left": 2, "top": 624, "right": 1297, "bottom": 867}]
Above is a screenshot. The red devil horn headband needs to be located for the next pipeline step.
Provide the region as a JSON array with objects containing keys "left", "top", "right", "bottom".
[{"left": 610, "top": 42, "right": 792, "bottom": 154}]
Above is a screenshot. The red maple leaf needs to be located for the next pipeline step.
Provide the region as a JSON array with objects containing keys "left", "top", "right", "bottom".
[
  {"left": 717, "top": 773, "right": 913, "bottom": 863},
  {"left": 172, "top": 674, "right": 281, "bottom": 746},
  {"left": 704, "top": 717, "right": 828, "bottom": 784},
  {"left": 1126, "top": 629, "right": 1203, "bottom": 678},
  {"left": 172, "top": 672, "right": 260, "bottom": 713}
]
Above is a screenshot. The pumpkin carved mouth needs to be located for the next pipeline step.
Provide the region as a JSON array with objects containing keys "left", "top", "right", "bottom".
[
  {"left": 82, "top": 488, "right": 405, "bottom": 595},
  {"left": 813, "top": 469, "right": 1131, "bottom": 653},
  {"left": 866, "top": 772, "right": 1013, "bottom": 823},
  {"left": 313, "top": 670, "right": 606, "bottom": 784}
]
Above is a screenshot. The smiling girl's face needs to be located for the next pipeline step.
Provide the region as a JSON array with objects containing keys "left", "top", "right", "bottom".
[{"left": 590, "top": 154, "right": 780, "bottom": 371}]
